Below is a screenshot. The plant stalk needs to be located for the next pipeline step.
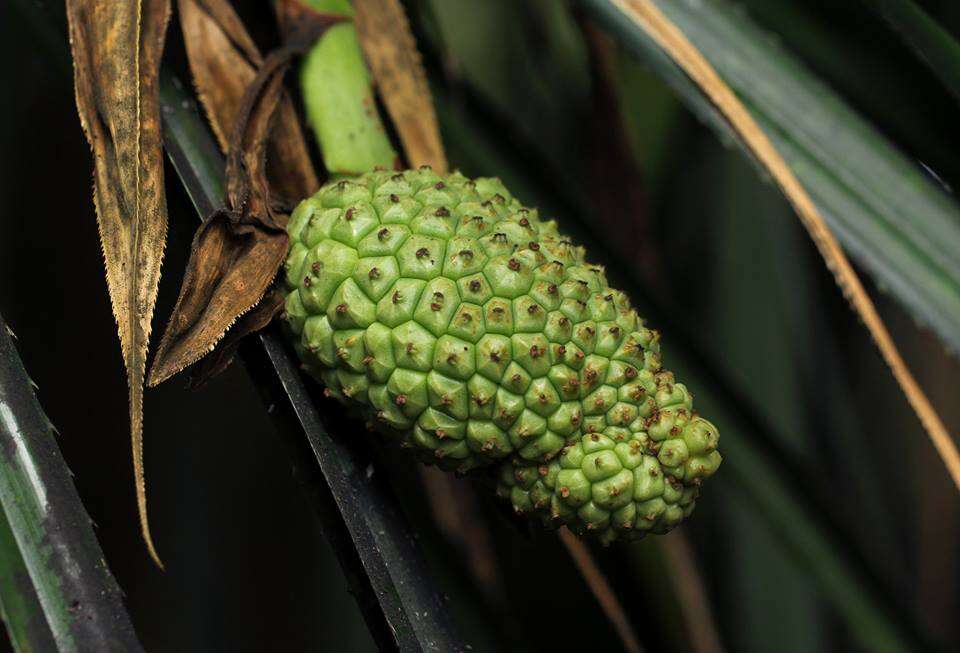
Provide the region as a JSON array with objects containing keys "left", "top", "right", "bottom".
[{"left": 299, "top": 0, "right": 398, "bottom": 175}]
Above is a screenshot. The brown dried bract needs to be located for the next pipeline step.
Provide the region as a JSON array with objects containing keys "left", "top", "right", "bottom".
[
  {"left": 188, "top": 288, "right": 286, "bottom": 387},
  {"left": 67, "top": 0, "right": 172, "bottom": 567},
  {"left": 179, "top": 0, "right": 318, "bottom": 202},
  {"left": 148, "top": 9, "right": 340, "bottom": 390},
  {"left": 353, "top": 0, "right": 447, "bottom": 172}
]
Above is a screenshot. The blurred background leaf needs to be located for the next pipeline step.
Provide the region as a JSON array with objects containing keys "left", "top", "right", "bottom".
[
  {"left": 863, "top": 0, "right": 960, "bottom": 103},
  {"left": 581, "top": 0, "right": 960, "bottom": 358}
]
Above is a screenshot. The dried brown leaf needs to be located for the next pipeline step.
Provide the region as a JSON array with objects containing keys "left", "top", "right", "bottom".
[
  {"left": 148, "top": 70, "right": 289, "bottom": 387},
  {"left": 146, "top": 210, "right": 288, "bottom": 388},
  {"left": 353, "top": 0, "right": 447, "bottom": 172},
  {"left": 67, "top": 0, "right": 172, "bottom": 567},
  {"left": 188, "top": 288, "right": 286, "bottom": 387},
  {"left": 613, "top": 0, "right": 960, "bottom": 490},
  {"left": 149, "top": 13, "right": 339, "bottom": 388},
  {"left": 179, "top": 0, "right": 319, "bottom": 202}
]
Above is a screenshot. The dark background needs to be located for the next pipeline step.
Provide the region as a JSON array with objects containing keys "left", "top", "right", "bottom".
[{"left": 2, "top": 0, "right": 959, "bottom": 651}]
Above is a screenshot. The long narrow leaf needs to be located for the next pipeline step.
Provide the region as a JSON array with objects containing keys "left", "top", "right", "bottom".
[
  {"left": 66, "top": 0, "right": 172, "bottom": 566},
  {"left": 582, "top": 0, "right": 960, "bottom": 496},
  {"left": 0, "top": 319, "right": 142, "bottom": 652},
  {"left": 581, "top": 0, "right": 960, "bottom": 357},
  {"left": 0, "top": 506, "right": 58, "bottom": 652}
]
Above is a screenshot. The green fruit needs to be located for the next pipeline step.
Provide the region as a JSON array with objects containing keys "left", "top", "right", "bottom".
[{"left": 282, "top": 167, "right": 721, "bottom": 541}]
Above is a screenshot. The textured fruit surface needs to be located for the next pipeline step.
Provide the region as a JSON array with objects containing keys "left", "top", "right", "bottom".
[{"left": 282, "top": 168, "right": 721, "bottom": 541}]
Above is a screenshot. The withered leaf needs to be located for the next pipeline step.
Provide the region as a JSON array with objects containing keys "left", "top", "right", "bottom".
[
  {"left": 179, "top": 0, "right": 318, "bottom": 202},
  {"left": 146, "top": 210, "right": 288, "bottom": 388},
  {"left": 353, "top": 0, "right": 447, "bottom": 171},
  {"left": 188, "top": 288, "right": 286, "bottom": 387},
  {"left": 149, "top": 14, "right": 339, "bottom": 388},
  {"left": 67, "top": 0, "right": 172, "bottom": 566}
]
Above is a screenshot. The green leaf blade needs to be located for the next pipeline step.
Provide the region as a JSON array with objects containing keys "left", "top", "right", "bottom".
[{"left": 584, "top": 0, "right": 960, "bottom": 353}]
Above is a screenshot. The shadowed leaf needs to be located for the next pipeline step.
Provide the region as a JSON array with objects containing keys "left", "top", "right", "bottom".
[
  {"left": 589, "top": 0, "right": 960, "bottom": 493},
  {"left": 353, "top": 0, "right": 447, "bottom": 171},
  {"left": 149, "top": 11, "right": 338, "bottom": 387},
  {"left": 66, "top": 0, "right": 171, "bottom": 567},
  {"left": 179, "top": 0, "right": 318, "bottom": 201}
]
